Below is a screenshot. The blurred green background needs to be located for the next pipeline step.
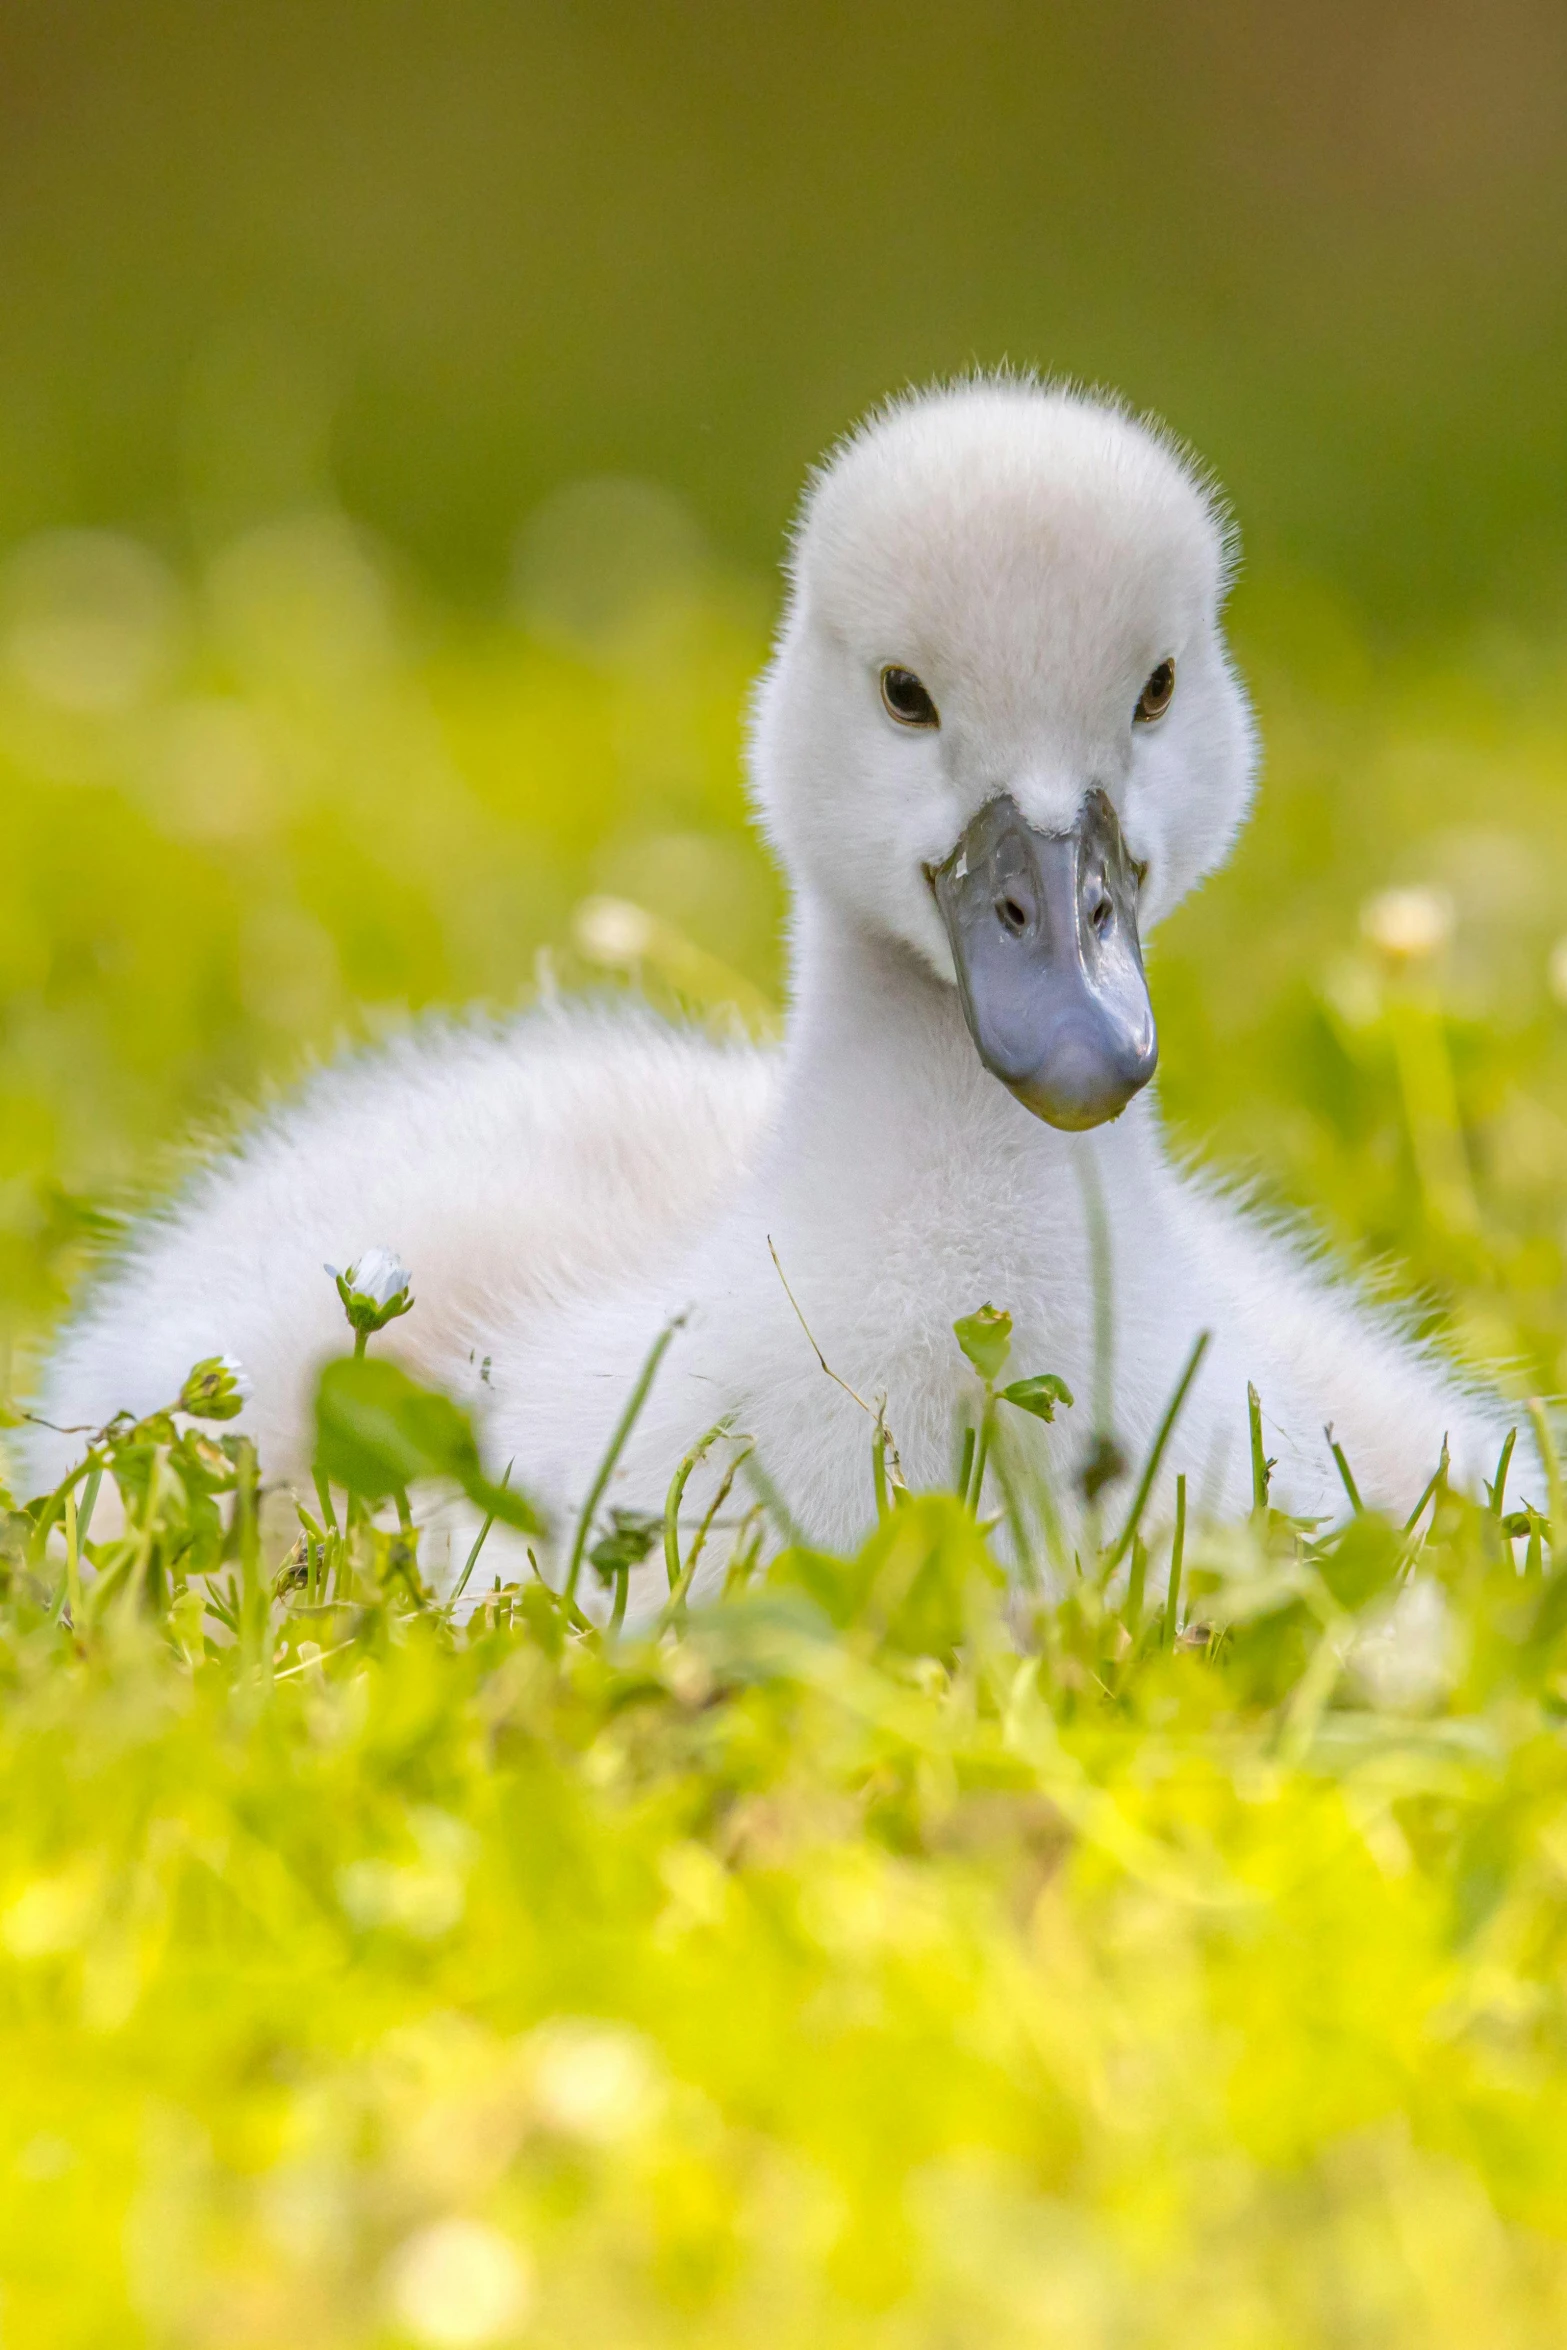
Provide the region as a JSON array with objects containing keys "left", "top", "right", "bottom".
[{"left": 2, "top": 0, "right": 1567, "bottom": 1402}]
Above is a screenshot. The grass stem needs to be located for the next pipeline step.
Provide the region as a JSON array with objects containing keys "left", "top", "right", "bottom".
[
  {"left": 663, "top": 1419, "right": 730, "bottom": 1593},
  {"left": 564, "top": 1315, "right": 683, "bottom": 1607},
  {"left": 1125, "top": 1532, "right": 1147, "bottom": 1630},
  {"left": 64, "top": 1490, "right": 82, "bottom": 1626},
  {"left": 1325, "top": 1424, "right": 1363, "bottom": 1514},
  {"left": 721, "top": 1502, "right": 767, "bottom": 1596},
  {"left": 1104, "top": 1331, "right": 1210, "bottom": 1574},
  {"left": 989, "top": 1425, "right": 1041, "bottom": 1592},
  {"left": 1527, "top": 1401, "right": 1564, "bottom": 1558},
  {"left": 1402, "top": 1435, "right": 1450, "bottom": 1539},
  {"left": 1248, "top": 1383, "right": 1271, "bottom": 1518},
  {"left": 1386, "top": 990, "right": 1478, "bottom": 1236},
  {"left": 969, "top": 1406, "right": 994, "bottom": 1514},
  {"left": 1163, "top": 1474, "right": 1187, "bottom": 1645},
  {"left": 235, "top": 1437, "right": 267, "bottom": 1678},
  {"left": 872, "top": 1416, "right": 890, "bottom": 1522},
  {"left": 450, "top": 1461, "right": 512, "bottom": 1609},
  {"left": 661, "top": 1444, "right": 751, "bottom": 1629}
]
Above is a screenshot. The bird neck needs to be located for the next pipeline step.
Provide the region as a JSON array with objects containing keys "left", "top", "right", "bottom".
[{"left": 762, "top": 891, "right": 1086, "bottom": 1194}]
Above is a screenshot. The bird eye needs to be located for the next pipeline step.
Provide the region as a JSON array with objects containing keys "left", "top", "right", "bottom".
[
  {"left": 880, "top": 665, "right": 940, "bottom": 728},
  {"left": 1133, "top": 657, "right": 1176, "bottom": 725}
]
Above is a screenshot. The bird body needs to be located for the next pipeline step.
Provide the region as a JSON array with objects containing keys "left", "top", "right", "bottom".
[{"left": 28, "top": 379, "right": 1515, "bottom": 1599}]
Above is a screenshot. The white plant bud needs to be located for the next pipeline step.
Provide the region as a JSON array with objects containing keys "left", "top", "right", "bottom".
[
  {"left": 1360, "top": 885, "right": 1453, "bottom": 964},
  {"left": 384, "top": 2217, "right": 532, "bottom": 2348},
  {"left": 574, "top": 894, "right": 658, "bottom": 967},
  {"left": 1351, "top": 1575, "right": 1459, "bottom": 1712},
  {"left": 326, "top": 1249, "right": 412, "bottom": 1306},
  {"left": 346, "top": 1247, "right": 412, "bottom": 1306},
  {"left": 325, "top": 1249, "right": 416, "bottom": 1343}
]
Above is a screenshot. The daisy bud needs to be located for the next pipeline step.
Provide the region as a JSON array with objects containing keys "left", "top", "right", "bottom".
[
  {"left": 326, "top": 1249, "right": 415, "bottom": 1340},
  {"left": 178, "top": 1353, "right": 252, "bottom": 1421}
]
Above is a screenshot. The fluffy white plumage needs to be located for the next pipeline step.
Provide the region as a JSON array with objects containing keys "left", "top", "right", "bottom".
[{"left": 27, "top": 378, "right": 1515, "bottom": 1601}]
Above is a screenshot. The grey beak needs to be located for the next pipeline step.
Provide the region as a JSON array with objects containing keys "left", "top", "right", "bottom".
[{"left": 929, "top": 789, "right": 1158, "bottom": 1131}]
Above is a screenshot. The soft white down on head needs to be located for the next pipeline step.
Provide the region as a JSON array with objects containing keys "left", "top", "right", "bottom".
[{"left": 748, "top": 377, "right": 1258, "bottom": 968}]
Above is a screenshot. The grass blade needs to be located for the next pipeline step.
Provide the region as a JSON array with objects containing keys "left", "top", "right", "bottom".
[
  {"left": 1527, "top": 1401, "right": 1564, "bottom": 1557},
  {"left": 450, "top": 1460, "right": 513, "bottom": 1608},
  {"left": 968, "top": 1407, "right": 995, "bottom": 1514},
  {"left": 1163, "top": 1473, "right": 1186, "bottom": 1645},
  {"left": 1125, "top": 1532, "right": 1147, "bottom": 1629},
  {"left": 1402, "top": 1435, "right": 1450, "bottom": 1539},
  {"left": 563, "top": 1315, "right": 684, "bottom": 1606},
  {"left": 1325, "top": 1423, "right": 1363, "bottom": 1514},
  {"left": 1248, "top": 1382, "right": 1271, "bottom": 1518},
  {"left": 1104, "top": 1330, "right": 1210, "bottom": 1575},
  {"left": 663, "top": 1418, "right": 730, "bottom": 1592}
]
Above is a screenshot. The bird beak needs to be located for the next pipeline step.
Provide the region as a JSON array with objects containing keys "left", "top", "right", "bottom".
[{"left": 928, "top": 789, "right": 1158, "bottom": 1131}]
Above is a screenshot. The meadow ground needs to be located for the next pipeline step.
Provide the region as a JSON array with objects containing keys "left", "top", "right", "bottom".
[{"left": 4, "top": 519, "right": 1567, "bottom": 2343}]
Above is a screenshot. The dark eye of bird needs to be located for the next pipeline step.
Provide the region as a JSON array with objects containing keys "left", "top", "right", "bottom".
[
  {"left": 1134, "top": 657, "right": 1176, "bottom": 725},
  {"left": 880, "top": 665, "right": 940, "bottom": 728}
]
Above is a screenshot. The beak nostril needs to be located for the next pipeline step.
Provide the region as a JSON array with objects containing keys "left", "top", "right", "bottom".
[
  {"left": 1089, "top": 894, "right": 1113, "bottom": 935},
  {"left": 997, "top": 894, "right": 1029, "bottom": 936}
]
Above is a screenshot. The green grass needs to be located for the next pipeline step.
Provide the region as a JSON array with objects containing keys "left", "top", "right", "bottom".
[
  {"left": 6, "top": 518, "right": 1567, "bottom": 2342},
  {"left": 3, "top": 1297, "right": 1567, "bottom": 2347}
]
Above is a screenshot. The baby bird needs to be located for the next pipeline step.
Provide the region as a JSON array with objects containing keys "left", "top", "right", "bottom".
[{"left": 29, "top": 378, "right": 1513, "bottom": 1598}]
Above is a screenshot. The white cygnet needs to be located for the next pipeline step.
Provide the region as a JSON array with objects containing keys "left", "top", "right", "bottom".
[{"left": 27, "top": 378, "right": 1518, "bottom": 1603}]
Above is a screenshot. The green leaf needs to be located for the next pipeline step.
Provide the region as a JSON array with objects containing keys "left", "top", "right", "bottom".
[
  {"left": 315, "top": 1355, "right": 470, "bottom": 1493},
  {"left": 588, "top": 1507, "right": 662, "bottom": 1586},
  {"left": 1527, "top": 1562, "right": 1567, "bottom": 1657},
  {"left": 314, "top": 1356, "right": 543, "bottom": 1532},
  {"left": 999, "top": 1372, "right": 1074, "bottom": 1423},
  {"left": 768, "top": 1494, "right": 1004, "bottom": 1657},
  {"left": 953, "top": 1303, "right": 1012, "bottom": 1385},
  {"left": 1316, "top": 1511, "right": 1404, "bottom": 1611},
  {"left": 466, "top": 1469, "right": 542, "bottom": 1535},
  {"left": 1079, "top": 1431, "right": 1128, "bottom": 1502}
]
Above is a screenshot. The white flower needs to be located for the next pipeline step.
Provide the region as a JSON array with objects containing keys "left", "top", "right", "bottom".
[
  {"left": 217, "top": 1351, "right": 254, "bottom": 1399},
  {"left": 337, "top": 1858, "right": 464, "bottom": 1940},
  {"left": 573, "top": 894, "right": 658, "bottom": 967},
  {"left": 1350, "top": 1575, "right": 1459, "bottom": 1712},
  {"left": 1360, "top": 886, "right": 1453, "bottom": 964},
  {"left": 327, "top": 1247, "right": 411, "bottom": 1306},
  {"left": 385, "top": 2218, "right": 532, "bottom": 2348},
  {"left": 526, "top": 2017, "right": 663, "bottom": 2143}
]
